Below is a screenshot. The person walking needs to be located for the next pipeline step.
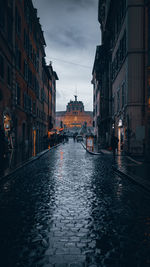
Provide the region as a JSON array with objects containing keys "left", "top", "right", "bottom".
[{"left": 111, "top": 134, "right": 119, "bottom": 158}]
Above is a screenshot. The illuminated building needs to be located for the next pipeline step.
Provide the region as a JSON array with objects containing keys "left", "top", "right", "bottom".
[{"left": 56, "top": 96, "right": 93, "bottom": 131}]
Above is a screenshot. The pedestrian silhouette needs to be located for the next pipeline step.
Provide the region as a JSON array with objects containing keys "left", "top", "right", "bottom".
[
  {"left": 111, "top": 134, "right": 119, "bottom": 158},
  {"left": 0, "top": 126, "right": 6, "bottom": 176}
]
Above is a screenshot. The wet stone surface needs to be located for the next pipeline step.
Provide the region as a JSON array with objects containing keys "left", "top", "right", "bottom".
[{"left": 0, "top": 139, "right": 150, "bottom": 266}]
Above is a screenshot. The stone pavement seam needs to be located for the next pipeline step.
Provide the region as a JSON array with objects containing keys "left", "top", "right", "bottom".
[
  {"left": 113, "top": 166, "right": 150, "bottom": 193},
  {"left": 0, "top": 143, "right": 62, "bottom": 185}
]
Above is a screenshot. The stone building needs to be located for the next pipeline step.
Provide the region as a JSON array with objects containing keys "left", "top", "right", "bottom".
[
  {"left": 93, "top": 0, "right": 148, "bottom": 155},
  {"left": 0, "top": 0, "right": 58, "bottom": 153},
  {"left": 145, "top": 0, "right": 150, "bottom": 158},
  {"left": 92, "top": 45, "right": 112, "bottom": 147},
  {"left": 0, "top": 0, "right": 14, "bottom": 146},
  {"left": 56, "top": 96, "right": 93, "bottom": 132}
]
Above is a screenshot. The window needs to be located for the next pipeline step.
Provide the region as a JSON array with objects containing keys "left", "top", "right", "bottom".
[
  {"left": 33, "top": 77, "right": 39, "bottom": 95},
  {"left": 15, "top": 7, "right": 21, "bottom": 35},
  {"left": 117, "top": 90, "right": 120, "bottom": 112},
  {"left": 41, "top": 88, "right": 45, "bottom": 102},
  {"left": 24, "top": 2, "right": 29, "bottom": 24},
  {"left": 28, "top": 96, "right": 32, "bottom": 113},
  {"left": 7, "top": 66, "right": 11, "bottom": 86},
  {"left": 23, "top": 92, "right": 27, "bottom": 110},
  {"left": 24, "top": 30, "right": 28, "bottom": 51},
  {"left": 29, "top": 43, "right": 32, "bottom": 59},
  {"left": 16, "top": 46, "right": 21, "bottom": 70},
  {"left": 7, "top": 15, "right": 13, "bottom": 43},
  {"left": 23, "top": 92, "right": 32, "bottom": 113},
  {"left": 29, "top": 17, "right": 32, "bottom": 33},
  {"left": 0, "top": 3, "right": 5, "bottom": 29},
  {"left": 28, "top": 68, "right": 32, "bottom": 86},
  {"left": 37, "top": 48, "right": 39, "bottom": 58},
  {"left": 112, "top": 30, "right": 126, "bottom": 80},
  {"left": 0, "top": 55, "right": 4, "bottom": 79},
  {"left": 122, "top": 82, "right": 125, "bottom": 107},
  {"left": 16, "top": 83, "right": 21, "bottom": 105},
  {"left": 36, "top": 82, "right": 39, "bottom": 99},
  {"left": 122, "top": 31, "right": 126, "bottom": 59},
  {"left": 36, "top": 60, "right": 39, "bottom": 73},
  {"left": 112, "top": 96, "right": 115, "bottom": 115},
  {"left": 24, "top": 60, "right": 28, "bottom": 81}
]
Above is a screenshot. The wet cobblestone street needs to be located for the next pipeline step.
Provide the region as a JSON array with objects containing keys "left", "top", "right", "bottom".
[{"left": 0, "top": 139, "right": 150, "bottom": 267}]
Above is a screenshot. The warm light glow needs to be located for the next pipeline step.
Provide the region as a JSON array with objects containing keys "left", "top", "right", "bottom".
[
  {"left": 48, "top": 131, "right": 57, "bottom": 138},
  {"left": 56, "top": 109, "right": 93, "bottom": 130},
  {"left": 118, "top": 119, "right": 122, "bottom": 127},
  {"left": 32, "top": 129, "right": 36, "bottom": 157},
  {"left": 4, "top": 114, "right": 11, "bottom": 132},
  {"left": 59, "top": 128, "right": 64, "bottom": 132}
]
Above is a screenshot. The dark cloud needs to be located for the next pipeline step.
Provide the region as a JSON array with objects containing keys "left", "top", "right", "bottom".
[
  {"left": 33, "top": 0, "right": 100, "bottom": 111},
  {"left": 46, "top": 27, "right": 87, "bottom": 49}
]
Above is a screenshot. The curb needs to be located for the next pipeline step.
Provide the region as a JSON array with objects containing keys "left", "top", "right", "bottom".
[
  {"left": 82, "top": 141, "right": 150, "bottom": 192},
  {"left": 112, "top": 166, "right": 150, "bottom": 192},
  {"left": 0, "top": 143, "right": 62, "bottom": 185},
  {"left": 81, "top": 142, "right": 102, "bottom": 155}
]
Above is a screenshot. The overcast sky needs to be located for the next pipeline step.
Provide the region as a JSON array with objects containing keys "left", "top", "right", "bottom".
[{"left": 32, "top": 0, "right": 100, "bottom": 111}]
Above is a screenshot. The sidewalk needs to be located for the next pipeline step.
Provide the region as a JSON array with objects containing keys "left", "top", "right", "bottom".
[
  {"left": 0, "top": 143, "right": 62, "bottom": 184},
  {"left": 101, "top": 149, "right": 150, "bottom": 192},
  {"left": 82, "top": 142, "right": 150, "bottom": 192}
]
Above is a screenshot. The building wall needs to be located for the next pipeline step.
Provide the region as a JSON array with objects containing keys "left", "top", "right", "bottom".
[
  {"left": 145, "top": 2, "right": 150, "bottom": 158},
  {"left": 0, "top": 0, "right": 14, "bottom": 145},
  {"left": 96, "top": 0, "right": 146, "bottom": 154},
  {"left": 126, "top": 0, "right": 145, "bottom": 154},
  {"left": 0, "top": 0, "right": 58, "bottom": 152}
]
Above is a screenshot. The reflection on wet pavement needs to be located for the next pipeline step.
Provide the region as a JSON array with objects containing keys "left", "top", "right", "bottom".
[
  {"left": 0, "top": 139, "right": 150, "bottom": 266},
  {"left": 0, "top": 142, "right": 49, "bottom": 178}
]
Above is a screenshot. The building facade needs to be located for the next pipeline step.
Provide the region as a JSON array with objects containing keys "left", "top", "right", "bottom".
[
  {"left": 145, "top": 0, "right": 150, "bottom": 158},
  {"left": 0, "top": 0, "right": 14, "bottom": 147},
  {"left": 93, "top": 0, "right": 148, "bottom": 155},
  {"left": 92, "top": 45, "right": 112, "bottom": 147},
  {"left": 56, "top": 96, "right": 93, "bottom": 132},
  {"left": 0, "top": 0, "right": 58, "bottom": 153}
]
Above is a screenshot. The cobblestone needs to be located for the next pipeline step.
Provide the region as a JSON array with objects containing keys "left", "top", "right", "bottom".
[{"left": 0, "top": 139, "right": 150, "bottom": 266}]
